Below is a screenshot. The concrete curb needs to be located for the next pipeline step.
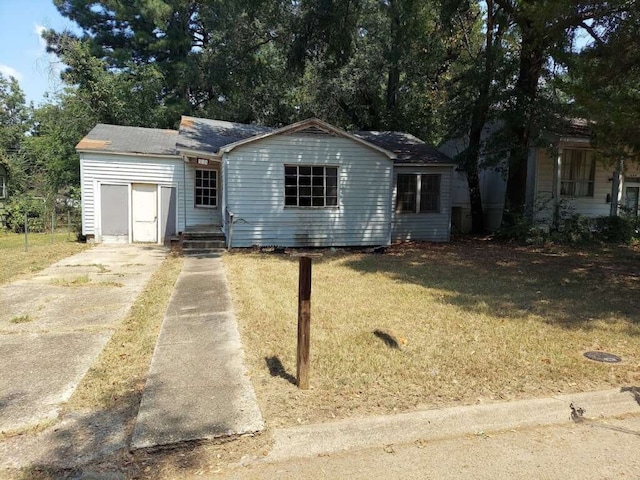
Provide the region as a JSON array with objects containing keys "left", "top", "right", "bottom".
[{"left": 264, "top": 388, "right": 640, "bottom": 463}]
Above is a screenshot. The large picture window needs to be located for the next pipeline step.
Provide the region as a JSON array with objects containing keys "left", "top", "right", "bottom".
[
  {"left": 396, "top": 174, "right": 440, "bottom": 213},
  {"left": 561, "top": 150, "right": 595, "bottom": 197},
  {"left": 195, "top": 169, "right": 217, "bottom": 207},
  {"left": 285, "top": 165, "right": 338, "bottom": 207}
]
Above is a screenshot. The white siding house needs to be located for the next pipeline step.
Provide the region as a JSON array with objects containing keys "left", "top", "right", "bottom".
[
  {"left": 446, "top": 122, "right": 639, "bottom": 232},
  {"left": 223, "top": 134, "right": 393, "bottom": 247},
  {"left": 78, "top": 126, "right": 183, "bottom": 244},
  {"left": 77, "top": 117, "right": 456, "bottom": 247}
]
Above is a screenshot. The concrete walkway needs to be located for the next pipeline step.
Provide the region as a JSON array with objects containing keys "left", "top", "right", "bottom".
[
  {"left": 131, "top": 253, "right": 264, "bottom": 449},
  {"left": 0, "top": 245, "right": 167, "bottom": 433}
]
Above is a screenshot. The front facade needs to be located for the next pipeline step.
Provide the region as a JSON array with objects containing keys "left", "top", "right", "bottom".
[
  {"left": 447, "top": 124, "right": 639, "bottom": 232},
  {"left": 77, "top": 117, "right": 455, "bottom": 247},
  {"left": 532, "top": 140, "right": 640, "bottom": 225}
]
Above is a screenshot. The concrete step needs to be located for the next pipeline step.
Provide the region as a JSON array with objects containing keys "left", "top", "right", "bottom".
[
  {"left": 182, "top": 248, "right": 226, "bottom": 256},
  {"left": 182, "top": 239, "right": 226, "bottom": 249},
  {"left": 182, "top": 230, "right": 225, "bottom": 238}
]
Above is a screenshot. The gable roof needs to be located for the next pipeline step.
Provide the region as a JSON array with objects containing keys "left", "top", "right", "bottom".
[
  {"left": 77, "top": 118, "right": 455, "bottom": 166},
  {"left": 355, "top": 131, "right": 456, "bottom": 165},
  {"left": 76, "top": 124, "right": 179, "bottom": 157},
  {"left": 217, "top": 118, "right": 396, "bottom": 159}
]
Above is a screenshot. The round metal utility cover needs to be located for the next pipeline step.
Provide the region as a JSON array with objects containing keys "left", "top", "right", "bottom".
[{"left": 583, "top": 351, "right": 622, "bottom": 363}]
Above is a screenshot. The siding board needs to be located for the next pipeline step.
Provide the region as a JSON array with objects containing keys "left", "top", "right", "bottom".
[
  {"left": 225, "top": 135, "right": 393, "bottom": 247},
  {"left": 391, "top": 166, "right": 453, "bottom": 242},
  {"left": 80, "top": 153, "right": 221, "bottom": 240}
]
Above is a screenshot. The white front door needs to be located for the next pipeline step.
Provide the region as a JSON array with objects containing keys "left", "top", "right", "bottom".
[{"left": 132, "top": 183, "right": 158, "bottom": 242}]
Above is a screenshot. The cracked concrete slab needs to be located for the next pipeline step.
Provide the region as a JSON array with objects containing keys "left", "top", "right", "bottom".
[
  {"left": 0, "top": 245, "right": 167, "bottom": 433},
  {"left": 131, "top": 254, "right": 264, "bottom": 449}
]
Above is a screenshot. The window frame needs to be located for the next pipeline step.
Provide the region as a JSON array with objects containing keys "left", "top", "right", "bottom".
[
  {"left": 284, "top": 165, "right": 339, "bottom": 208},
  {"left": 0, "top": 175, "right": 6, "bottom": 199},
  {"left": 194, "top": 168, "right": 217, "bottom": 208},
  {"left": 560, "top": 149, "right": 595, "bottom": 198},
  {"left": 396, "top": 173, "right": 441, "bottom": 214}
]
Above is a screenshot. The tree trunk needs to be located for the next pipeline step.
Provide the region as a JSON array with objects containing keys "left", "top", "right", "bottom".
[
  {"left": 385, "top": 0, "right": 401, "bottom": 125},
  {"left": 504, "top": 24, "right": 545, "bottom": 221},
  {"left": 462, "top": 0, "right": 503, "bottom": 234}
]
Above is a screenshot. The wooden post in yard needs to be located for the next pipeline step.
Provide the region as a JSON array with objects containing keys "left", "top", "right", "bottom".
[
  {"left": 24, "top": 207, "right": 28, "bottom": 252},
  {"left": 297, "top": 256, "right": 312, "bottom": 389}
]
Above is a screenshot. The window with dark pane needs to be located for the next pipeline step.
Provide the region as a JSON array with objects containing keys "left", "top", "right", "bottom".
[
  {"left": 195, "top": 169, "right": 217, "bottom": 207},
  {"left": 560, "top": 149, "right": 595, "bottom": 197},
  {"left": 420, "top": 175, "right": 440, "bottom": 212},
  {"left": 284, "top": 165, "right": 339, "bottom": 207},
  {"left": 396, "top": 174, "right": 417, "bottom": 213}
]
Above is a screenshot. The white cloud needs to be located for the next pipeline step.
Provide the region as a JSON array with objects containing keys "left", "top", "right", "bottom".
[
  {"left": 34, "top": 24, "right": 48, "bottom": 53},
  {"left": 0, "top": 64, "right": 23, "bottom": 81}
]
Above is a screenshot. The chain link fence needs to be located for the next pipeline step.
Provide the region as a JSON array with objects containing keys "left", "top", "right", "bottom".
[{"left": 2, "top": 194, "right": 82, "bottom": 250}]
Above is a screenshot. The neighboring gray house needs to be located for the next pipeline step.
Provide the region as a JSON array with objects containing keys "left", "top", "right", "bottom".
[
  {"left": 77, "top": 117, "right": 455, "bottom": 247},
  {"left": 443, "top": 121, "right": 640, "bottom": 232}
]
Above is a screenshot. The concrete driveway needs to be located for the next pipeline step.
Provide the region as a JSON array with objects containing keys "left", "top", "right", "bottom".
[{"left": 0, "top": 244, "right": 167, "bottom": 433}]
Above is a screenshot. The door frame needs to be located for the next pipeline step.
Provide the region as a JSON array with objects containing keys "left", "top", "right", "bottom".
[
  {"left": 623, "top": 182, "right": 640, "bottom": 216},
  {"left": 95, "top": 181, "right": 179, "bottom": 244},
  {"left": 95, "top": 180, "right": 132, "bottom": 243}
]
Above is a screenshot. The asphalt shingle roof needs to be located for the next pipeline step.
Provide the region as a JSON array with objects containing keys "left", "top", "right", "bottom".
[
  {"left": 176, "top": 116, "right": 273, "bottom": 154},
  {"left": 354, "top": 131, "right": 455, "bottom": 165},
  {"left": 78, "top": 117, "right": 455, "bottom": 166},
  {"left": 77, "top": 124, "right": 179, "bottom": 156}
]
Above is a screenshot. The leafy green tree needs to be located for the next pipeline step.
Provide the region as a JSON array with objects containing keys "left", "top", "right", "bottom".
[
  {"left": 0, "top": 73, "right": 32, "bottom": 195},
  {"left": 567, "top": 7, "right": 640, "bottom": 162},
  {"left": 493, "top": 0, "right": 635, "bottom": 219}
]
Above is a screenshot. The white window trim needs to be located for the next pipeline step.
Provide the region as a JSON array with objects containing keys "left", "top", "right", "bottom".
[
  {"left": 0, "top": 175, "right": 6, "bottom": 199},
  {"left": 195, "top": 168, "right": 218, "bottom": 209},
  {"left": 560, "top": 149, "right": 595, "bottom": 198},
  {"left": 396, "top": 173, "right": 441, "bottom": 214},
  {"left": 284, "top": 164, "right": 339, "bottom": 208}
]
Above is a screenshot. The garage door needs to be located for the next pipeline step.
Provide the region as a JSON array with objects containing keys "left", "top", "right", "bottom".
[{"left": 100, "top": 184, "right": 129, "bottom": 243}]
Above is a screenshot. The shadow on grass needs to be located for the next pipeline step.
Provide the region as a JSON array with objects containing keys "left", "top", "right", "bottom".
[
  {"left": 11, "top": 380, "right": 225, "bottom": 479},
  {"left": 341, "top": 240, "right": 640, "bottom": 333},
  {"left": 265, "top": 356, "right": 297, "bottom": 385},
  {"left": 373, "top": 329, "right": 401, "bottom": 349}
]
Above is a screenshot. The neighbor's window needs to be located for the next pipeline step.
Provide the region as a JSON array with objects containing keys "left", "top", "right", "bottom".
[
  {"left": 195, "top": 169, "right": 217, "bottom": 207},
  {"left": 396, "top": 174, "right": 441, "bottom": 213},
  {"left": 561, "top": 149, "right": 595, "bottom": 197},
  {"left": 285, "top": 165, "right": 338, "bottom": 207},
  {"left": 0, "top": 175, "right": 5, "bottom": 199}
]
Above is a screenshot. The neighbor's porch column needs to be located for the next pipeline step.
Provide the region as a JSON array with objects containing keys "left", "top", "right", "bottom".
[
  {"left": 552, "top": 147, "right": 562, "bottom": 229},
  {"left": 610, "top": 158, "right": 624, "bottom": 216}
]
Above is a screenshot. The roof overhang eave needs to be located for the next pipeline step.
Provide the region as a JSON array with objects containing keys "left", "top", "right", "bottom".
[
  {"left": 177, "top": 147, "right": 223, "bottom": 160},
  {"left": 77, "top": 149, "right": 181, "bottom": 159}
]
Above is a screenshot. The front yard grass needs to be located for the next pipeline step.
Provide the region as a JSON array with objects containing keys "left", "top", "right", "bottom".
[
  {"left": 0, "top": 231, "right": 90, "bottom": 285},
  {"left": 224, "top": 240, "right": 640, "bottom": 428}
]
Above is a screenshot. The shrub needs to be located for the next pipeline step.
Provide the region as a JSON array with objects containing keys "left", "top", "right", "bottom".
[
  {"left": 592, "top": 215, "right": 639, "bottom": 244},
  {"left": 4, "top": 196, "right": 46, "bottom": 233},
  {"left": 553, "top": 214, "right": 594, "bottom": 245}
]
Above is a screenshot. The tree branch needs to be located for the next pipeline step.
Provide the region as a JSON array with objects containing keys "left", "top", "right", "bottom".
[{"left": 579, "top": 20, "right": 605, "bottom": 47}]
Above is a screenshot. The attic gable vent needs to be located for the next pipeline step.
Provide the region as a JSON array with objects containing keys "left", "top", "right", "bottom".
[{"left": 286, "top": 126, "right": 337, "bottom": 137}]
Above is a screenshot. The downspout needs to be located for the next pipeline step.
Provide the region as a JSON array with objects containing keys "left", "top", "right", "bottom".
[{"left": 183, "top": 159, "right": 187, "bottom": 231}]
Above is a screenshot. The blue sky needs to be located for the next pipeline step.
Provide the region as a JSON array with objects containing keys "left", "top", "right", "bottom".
[{"left": 0, "top": 1, "right": 79, "bottom": 105}]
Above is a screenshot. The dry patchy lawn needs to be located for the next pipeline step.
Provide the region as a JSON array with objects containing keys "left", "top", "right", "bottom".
[
  {"left": 0, "top": 232, "right": 90, "bottom": 285},
  {"left": 224, "top": 240, "right": 640, "bottom": 428}
]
